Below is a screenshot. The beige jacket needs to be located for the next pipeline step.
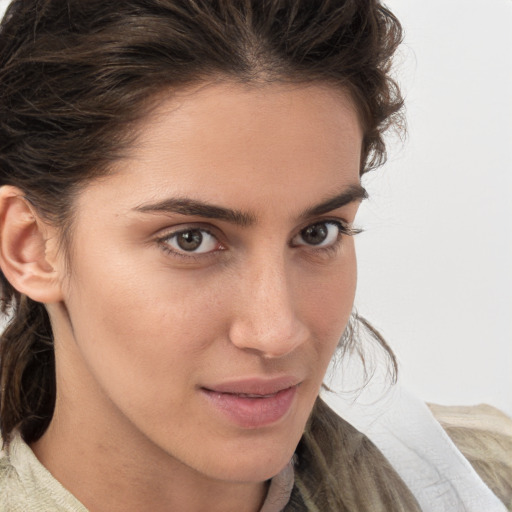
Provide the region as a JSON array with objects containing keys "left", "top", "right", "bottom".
[{"left": 429, "top": 403, "right": 512, "bottom": 511}]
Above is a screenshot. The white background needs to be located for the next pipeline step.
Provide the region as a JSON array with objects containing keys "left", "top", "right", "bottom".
[
  {"left": 1, "top": 0, "right": 511, "bottom": 415},
  {"left": 356, "top": 0, "right": 512, "bottom": 415}
]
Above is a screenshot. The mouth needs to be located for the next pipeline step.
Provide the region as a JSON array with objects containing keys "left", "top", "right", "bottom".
[
  {"left": 227, "top": 392, "right": 282, "bottom": 398},
  {"left": 200, "top": 378, "right": 300, "bottom": 429}
]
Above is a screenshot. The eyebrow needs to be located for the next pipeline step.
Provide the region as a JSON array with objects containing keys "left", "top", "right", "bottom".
[
  {"left": 299, "top": 183, "right": 368, "bottom": 219},
  {"left": 133, "top": 183, "right": 367, "bottom": 226},
  {"left": 134, "top": 198, "right": 255, "bottom": 226}
]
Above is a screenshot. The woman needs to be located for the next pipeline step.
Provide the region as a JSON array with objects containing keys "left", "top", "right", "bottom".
[{"left": 0, "top": 1, "right": 509, "bottom": 511}]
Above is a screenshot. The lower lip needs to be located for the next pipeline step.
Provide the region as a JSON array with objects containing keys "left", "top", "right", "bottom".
[{"left": 201, "top": 386, "right": 297, "bottom": 428}]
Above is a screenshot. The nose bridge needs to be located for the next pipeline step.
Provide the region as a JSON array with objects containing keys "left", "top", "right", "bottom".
[{"left": 228, "top": 249, "right": 308, "bottom": 357}]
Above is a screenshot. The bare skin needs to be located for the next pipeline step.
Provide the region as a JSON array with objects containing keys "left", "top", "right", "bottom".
[{"left": 19, "top": 82, "right": 364, "bottom": 512}]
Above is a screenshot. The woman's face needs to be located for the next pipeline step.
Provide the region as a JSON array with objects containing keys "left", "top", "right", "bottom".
[{"left": 51, "top": 82, "right": 364, "bottom": 483}]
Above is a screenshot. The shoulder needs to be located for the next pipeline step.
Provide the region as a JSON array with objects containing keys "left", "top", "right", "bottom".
[
  {"left": 322, "top": 381, "right": 511, "bottom": 512},
  {"left": 295, "top": 399, "right": 423, "bottom": 511},
  {"left": 0, "top": 436, "right": 29, "bottom": 512},
  {"left": 0, "top": 432, "right": 88, "bottom": 512},
  {"left": 429, "top": 403, "right": 512, "bottom": 512}
]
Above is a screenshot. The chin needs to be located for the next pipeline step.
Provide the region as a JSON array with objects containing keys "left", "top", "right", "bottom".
[
  {"left": 211, "top": 450, "right": 295, "bottom": 484},
  {"left": 190, "top": 428, "right": 301, "bottom": 484}
]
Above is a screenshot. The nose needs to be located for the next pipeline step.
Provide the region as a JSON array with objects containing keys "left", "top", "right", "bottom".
[{"left": 228, "top": 255, "right": 309, "bottom": 358}]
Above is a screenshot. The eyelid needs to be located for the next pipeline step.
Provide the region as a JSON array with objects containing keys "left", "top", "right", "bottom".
[
  {"left": 155, "top": 224, "right": 225, "bottom": 259},
  {"left": 292, "top": 218, "right": 361, "bottom": 242},
  {"left": 324, "top": 218, "right": 361, "bottom": 234},
  {"left": 153, "top": 218, "right": 362, "bottom": 262}
]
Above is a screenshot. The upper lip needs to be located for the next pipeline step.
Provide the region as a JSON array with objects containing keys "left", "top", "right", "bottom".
[{"left": 202, "top": 376, "right": 302, "bottom": 396}]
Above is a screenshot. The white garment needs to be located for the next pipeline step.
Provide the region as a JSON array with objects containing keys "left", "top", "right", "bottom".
[{"left": 321, "top": 351, "right": 507, "bottom": 512}]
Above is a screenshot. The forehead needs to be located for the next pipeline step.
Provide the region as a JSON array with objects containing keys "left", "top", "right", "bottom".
[
  {"left": 133, "top": 80, "right": 362, "bottom": 163},
  {"left": 80, "top": 81, "right": 363, "bottom": 218}
]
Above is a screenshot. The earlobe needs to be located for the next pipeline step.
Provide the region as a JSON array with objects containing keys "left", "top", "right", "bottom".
[{"left": 0, "top": 186, "right": 64, "bottom": 303}]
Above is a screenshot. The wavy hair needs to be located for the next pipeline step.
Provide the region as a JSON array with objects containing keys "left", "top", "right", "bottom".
[{"left": 0, "top": 1, "right": 410, "bottom": 509}]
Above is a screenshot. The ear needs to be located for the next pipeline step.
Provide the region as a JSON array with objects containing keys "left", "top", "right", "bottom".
[{"left": 0, "top": 186, "right": 64, "bottom": 303}]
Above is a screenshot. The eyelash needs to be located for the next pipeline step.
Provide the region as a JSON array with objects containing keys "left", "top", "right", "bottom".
[
  {"left": 156, "top": 220, "right": 361, "bottom": 261},
  {"left": 157, "top": 226, "right": 222, "bottom": 260},
  {"left": 292, "top": 220, "right": 360, "bottom": 250}
]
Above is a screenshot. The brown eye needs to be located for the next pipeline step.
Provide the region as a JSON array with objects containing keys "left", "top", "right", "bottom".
[
  {"left": 301, "top": 223, "right": 329, "bottom": 245},
  {"left": 292, "top": 221, "right": 341, "bottom": 248},
  {"left": 176, "top": 230, "right": 203, "bottom": 251},
  {"left": 162, "top": 228, "right": 220, "bottom": 255}
]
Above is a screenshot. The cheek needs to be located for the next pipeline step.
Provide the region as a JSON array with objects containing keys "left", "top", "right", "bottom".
[
  {"left": 62, "top": 251, "right": 226, "bottom": 407},
  {"left": 298, "top": 244, "right": 357, "bottom": 348}
]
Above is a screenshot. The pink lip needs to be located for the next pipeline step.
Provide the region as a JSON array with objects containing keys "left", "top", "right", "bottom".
[{"left": 201, "top": 377, "right": 300, "bottom": 428}]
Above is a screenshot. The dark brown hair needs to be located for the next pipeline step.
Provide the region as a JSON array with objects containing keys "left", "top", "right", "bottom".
[{"left": 0, "top": 1, "right": 409, "bottom": 509}]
